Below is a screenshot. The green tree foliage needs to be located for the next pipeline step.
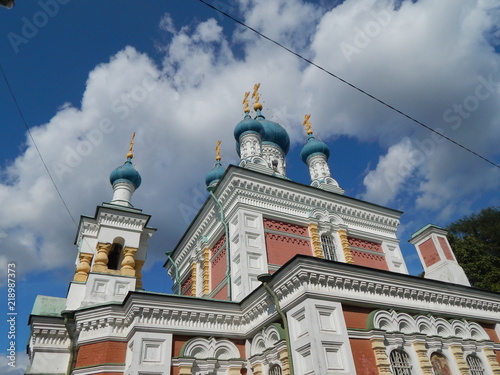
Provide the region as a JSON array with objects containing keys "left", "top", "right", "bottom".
[{"left": 447, "top": 207, "right": 500, "bottom": 292}]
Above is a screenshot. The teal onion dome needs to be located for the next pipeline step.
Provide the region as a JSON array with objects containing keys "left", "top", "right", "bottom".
[
  {"left": 300, "top": 134, "right": 330, "bottom": 163},
  {"left": 109, "top": 157, "right": 142, "bottom": 189},
  {"left": 205, "top": 160, "right": 225, "bottom": 187},
  {"left": 234, "top": 113, "right": 265, "bottom": 142},
  {"left": 256, "top": 110, "right": 290, "bottom": 154}
]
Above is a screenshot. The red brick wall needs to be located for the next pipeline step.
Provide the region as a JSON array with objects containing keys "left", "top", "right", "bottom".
[
  {"left": 265, "top": 233, "right": 312, "bottom": 265},
  {"left": 263, "top": 218, "right": 308, "bottom": 236},
  {"left": 350, "top": 338, "right": 378, "bottom": 375},
  {"left": 481, "top": 323, "right": 500, "bottom": 342},
  {"left": 419, "top": 238, "right": 440, "bottom": 267},
  {"left": 181, "top": 274, "right": 192, "bottom": 296},
  {"left": 343, "top": 305, "right": 373, "bottom": 329},
  {"left": 211, "top": 235, "right": 227, "bottom": 295},
  {"left": 172, "top": 335, "right": 191, "bottom": 357},
  {"left": 438, "top": 237, "right": 455, "bottom": 261},
  {"left": 351, "top": 249, "right": 389, "bottom": 270},
  {"left": 348, "top": 238, "right": 383, "bottom": 252},
  {"left": 75, "top": 341, "right": 126, "bottom": 368},
  {"left": 213, "top": 284, "right": 228, "bottom": 300},
  {"left": 263, "top": 218, "right": 312, "bottom": 266},
  {"left": 348, "top": 237, "right": 389, "bottom": 271}
]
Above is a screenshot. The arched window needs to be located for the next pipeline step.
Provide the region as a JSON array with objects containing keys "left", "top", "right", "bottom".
[
  {"left": 430, "top": 352, "right": 452, "bottom": 375},
  {"left": 467, "top": 354, "right": 485, "bottom": 375},
  {"left": 320, "top": 234, "right": 336, "bottom": 260},
  {"left": 389, "top": 349, "right": 413, "bottom": 375},
  {"left": 107, "top": 243, "right": 123, "bottom": 270},
  {"left": 269, "top": 364, "right": 282, "bottom": 375}
]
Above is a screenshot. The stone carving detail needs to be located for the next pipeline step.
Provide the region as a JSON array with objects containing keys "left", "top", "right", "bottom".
[{"left": 372, "top": 310, "right": 490, "bottom": 340}]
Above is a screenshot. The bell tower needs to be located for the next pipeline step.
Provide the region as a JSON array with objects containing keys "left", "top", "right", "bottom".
[{"left": 66, "top": 134, "right": 156, "bottom": 310}]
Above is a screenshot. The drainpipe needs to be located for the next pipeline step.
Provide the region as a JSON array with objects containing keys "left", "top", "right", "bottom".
[
  {"left": 62, "top": 312, "right": 76, "bottom": 375},
  {"left": 208, "top": 189, "right": 231, "bottom": 301},
  {"left": 165, "top": 251, "right": 181, "bottom": 295},
  {"left": 257, "top": 274, "right": 294, "bottom": 375}
]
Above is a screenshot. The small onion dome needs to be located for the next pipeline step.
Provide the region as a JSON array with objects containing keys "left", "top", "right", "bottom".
[
  {"left": 300, "top": 134, "right": 330, "bottom": 163},
  {"left": 109, "top": 157, "right": 142, "bottom": 189},
  {"left": 234, "top": 113, "right": 265, "bottom": 142},
  {"left": 205, "top": 160, "right": 226, "bottom": 187},
  {"left": 256, "top": 110, "right": 290, "bottom": 155}
]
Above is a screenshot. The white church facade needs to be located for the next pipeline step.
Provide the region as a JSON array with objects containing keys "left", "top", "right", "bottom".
[{"left": 26, "top": 86, "right": 500, "bottom": 375}]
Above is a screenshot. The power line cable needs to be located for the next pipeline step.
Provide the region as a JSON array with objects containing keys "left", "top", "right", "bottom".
[
  {"left": 0, "top": 61, "right": 80, "bottom": 229},
  {"left": 196, "top": 0, "right": 500, "bottom": 170}
]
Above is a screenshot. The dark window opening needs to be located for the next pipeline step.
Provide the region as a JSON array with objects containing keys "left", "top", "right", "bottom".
[{"left": 108, "top": 244, "right": 123, "bottom": 270}]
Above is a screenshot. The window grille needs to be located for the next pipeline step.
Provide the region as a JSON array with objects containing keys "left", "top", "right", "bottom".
[
  {"left": 389, "top": 349, "right": 413, "bottom": 375},
  {"left": 269, "top": 364, "right": 282, "bottom": 375},
  {"left": 320, "top": 234, "right": 336, "bottom": 260},
  {"left": 467, "top": 354, "right": 485, "bottom": 375}
]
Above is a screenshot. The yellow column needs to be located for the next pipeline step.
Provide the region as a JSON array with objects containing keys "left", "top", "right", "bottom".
[
  {"left": 308, "top": 223, "right": 324, "bottom": 258},
  {"left": 178, "top": 365, "right": 193, "bottom": 375},
  {"left": 73, "top": 253, "right": 93, "bottom": 282},
  {"left": 252, "top": 363, "right": 263, "bottom": 375},
  {"left": 482, "top": 347, "right": 500, "bottom": 375},
  {"left": 203, "top": 247, "right": 210, "bottom": 295},
  {"left": 92, "top": 242, "right": 111, "bottom": 272},
  {"left": 191, "top": 261, "right": 197, "bottom": 297},
  {"left": 279, "top": 348, "right": 290, "bottom": 375},
  {"left": 371, "top": 337, "right": 392, "bottom": 375},
  {"left": 450, "top": 344, "right": 471, "bottom": 375},
  {"left": 135, "top": 260, "right": 145, "bottom": 289},
  {"left": 120, "top": 246, "right": 137, "bottom": 276},
  {"left": 338, "top": 229, "right": 354, "bottom": 264},
  {"left": 413, "top": 341, "right": 433, "bottom": 375},
  {"left": 228, "top": 367, "right": 242, "bottom": 375}
]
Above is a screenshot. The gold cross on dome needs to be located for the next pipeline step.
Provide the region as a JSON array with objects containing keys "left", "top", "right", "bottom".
[{"left": 126, "top": 132, "right": 135, "bottom": 158}]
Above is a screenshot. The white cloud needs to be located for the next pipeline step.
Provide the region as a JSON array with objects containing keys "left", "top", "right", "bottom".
[{"left": 0, "top": 0, "right": 499, "bottom": 289}]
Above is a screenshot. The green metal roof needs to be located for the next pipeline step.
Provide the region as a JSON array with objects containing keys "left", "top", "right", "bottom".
[{"left": 31, "top": 295, "right": 66, "bottom": 317}]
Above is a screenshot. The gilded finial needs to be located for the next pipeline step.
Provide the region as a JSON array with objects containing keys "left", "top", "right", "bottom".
[
  {"left": 215, "top": 140, "right": 222, "bottom": 161},
  {"left": 303, "top": 114, "right": 313, "bottom": 135},
  {"left": 242, "top": 92, "right": 250, "bottom": 113},
  {"left": 252, "top": 83, "right": 262, "bottom": 111},
  {"left": 126, "top": 132, "right": 135, "bottom": 159}
]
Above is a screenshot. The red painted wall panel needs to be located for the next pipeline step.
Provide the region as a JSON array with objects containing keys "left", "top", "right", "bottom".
[
  {"left": 438, "top": 236, "right": 455, "bottom": 261},
  {"left": 419, "top": 238, "right": 440, "bottom": 267}
]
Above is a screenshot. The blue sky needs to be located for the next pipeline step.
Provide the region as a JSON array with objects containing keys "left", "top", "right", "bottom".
[{"left": 1, "top": 0, "right": 499, "bottom": 373}]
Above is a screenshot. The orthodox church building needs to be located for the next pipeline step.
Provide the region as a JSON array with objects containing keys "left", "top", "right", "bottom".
[{"left": 26, "top": 85, "right": 500, "bottom": 375}]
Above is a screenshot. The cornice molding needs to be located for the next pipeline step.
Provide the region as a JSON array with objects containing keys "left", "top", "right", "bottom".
[{"left": 73, "top": 257, "right": 500, "bottom": 346}]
